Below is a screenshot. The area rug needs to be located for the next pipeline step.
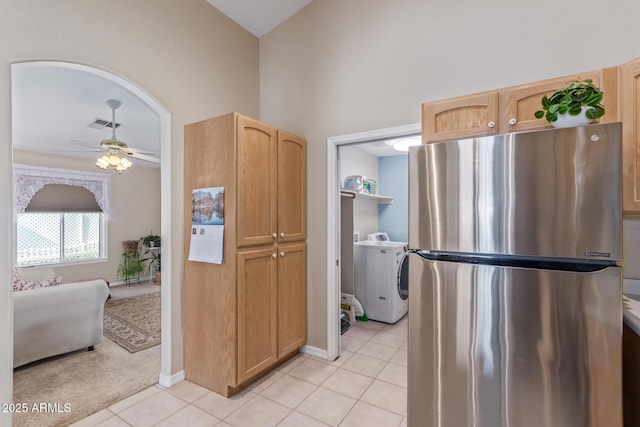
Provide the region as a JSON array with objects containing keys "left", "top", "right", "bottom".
[{"left": 103, "top": 292, "right": 161, "bottom": 353}]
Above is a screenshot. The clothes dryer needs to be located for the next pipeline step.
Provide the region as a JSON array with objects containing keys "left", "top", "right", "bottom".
[{"left": 354, "top": 235, "right": 408, "bottom": 323}]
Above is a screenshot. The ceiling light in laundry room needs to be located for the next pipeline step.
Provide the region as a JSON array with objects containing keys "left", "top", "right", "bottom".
[{"left": 387, "top": 135, "right": 422, "bottom": 152}]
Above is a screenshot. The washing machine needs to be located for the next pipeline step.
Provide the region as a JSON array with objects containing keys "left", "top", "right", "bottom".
[{"left": 354, "top": 233, "right": 409, "bottom": 323}]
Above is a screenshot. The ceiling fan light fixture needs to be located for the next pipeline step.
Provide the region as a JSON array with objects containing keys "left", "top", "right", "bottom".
[
  {"left": 96, "top": 150, "right": 132, "bottom": 173},
  {"left": 94, "top": 99, "right": 133, "bottom": 173}
]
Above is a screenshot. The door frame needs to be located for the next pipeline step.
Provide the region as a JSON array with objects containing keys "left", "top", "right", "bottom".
[{"left": 326, "top": 122, "right": 420, "bottom": 361}]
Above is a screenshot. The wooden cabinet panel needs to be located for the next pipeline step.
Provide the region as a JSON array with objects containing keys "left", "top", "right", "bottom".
[
  {"left": 237, "top": 248, "right": 278, "bottom": 384},
  {"left": 622, "top": 58, "right": 640, "bottom": 213},
  {"left": 184, "top": 114, "right": 238, "bottom": 395},
  {"left": 277, "top": 131, "right": 306, "bottom": 243},
  {"left": 423, "top": 91, "right": 499, "bottom": 142},
  {"left": 237, "top": 116, "right": 277, "bottom": 247},
  {"left": 277, "top": 243, "right": 307, "bottom": 358},
  {"left": 499, "top": 71, "right": 603, "bottom": 133}
]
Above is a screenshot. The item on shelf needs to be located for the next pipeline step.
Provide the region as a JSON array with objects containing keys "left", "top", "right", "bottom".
[
  {"left": 364, "top": 178, "right": 377, "bottom": 195},
  {"left": 534, "top": 79, "right": 605, "bottom": 126},
  {"left": 343, "top": 175, "right": 364, "bottom": 192}
]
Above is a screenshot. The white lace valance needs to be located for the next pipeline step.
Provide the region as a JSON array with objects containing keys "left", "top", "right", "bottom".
[{"left": 14, "top": 164, "right": 112, "bottom": 218}]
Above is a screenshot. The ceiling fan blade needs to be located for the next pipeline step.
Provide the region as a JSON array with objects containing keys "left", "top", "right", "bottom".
[
  {"left": 70, "top": 139, "right": 102, "bottom": 150},
  {"left": 123, "top": 146, "right": 158, "bottom": 155},
  {"left": 53, "top": 148, "right": 101, "bottom": 153},
  {"left": 124, "top": 152, "right": 160, "bottom": 164}
]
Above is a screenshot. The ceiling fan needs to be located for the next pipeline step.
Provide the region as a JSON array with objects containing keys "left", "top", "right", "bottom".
[{"left": 69, "top": 99, "right": 160, "bottom": 168}]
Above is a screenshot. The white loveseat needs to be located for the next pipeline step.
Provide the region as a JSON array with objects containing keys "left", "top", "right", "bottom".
[{"left": 13, "top": 267, "right": 110, "bottom": 368}]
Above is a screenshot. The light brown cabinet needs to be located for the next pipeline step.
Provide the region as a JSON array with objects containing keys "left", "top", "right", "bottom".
[
  {"left": 277, "top": 131, "right": 307, "bottom": 243},
  {"left": 237, "top": 247, "right": 278, "bottom": 384},
  {"left": 236, "top": 116, "right": 277, "bottom": 247},
  {"left": 277, "top": 242, "right": 307, "bottom": 357},
  {"left": 423, "top": 68, "right": 619, "bottom": 143},
  {"left": 184, "top": 113, "right": 306, "bottom": 397},
  {"left": 423, "top": 91, "right": 499, "bottom": 142},
  {"left": 236, "top": 242, "right": 307, "bottom": 384},
  {"left": 621, "top": 58, "right": 640, "bottom": 213}
]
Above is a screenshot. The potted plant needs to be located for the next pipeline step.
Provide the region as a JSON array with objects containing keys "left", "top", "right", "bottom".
[
  {"left": 140, "top": 232, "right": 161, "bottom": 248},
  {"left": 122, "top": 240, "right": 139, "bottom": 253},
  {"left": 534, "top": 79, "right": 605, "bottom": 127},
  {"left": 117, "top": 250, "right": 145, "bottom": 284}
]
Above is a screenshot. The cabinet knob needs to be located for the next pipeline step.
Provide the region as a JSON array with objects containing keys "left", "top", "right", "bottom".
[
  {"left": 280, "top": 232, "right": 285, "bottom": 238},
  {"left": 280, "top": 251, "right": 285, "bottom": 257},
  {"left": 488, "top": 121, "right": 495, "bottom": 128},
  {"left": 509, "top": 118, "right": 517, "bottom": 126},
  {"left": 272, "top": 233, "right": 277, "bottom": 239},
  {"left": 272, "top": 253, "right": 277, "bottom": 259}
]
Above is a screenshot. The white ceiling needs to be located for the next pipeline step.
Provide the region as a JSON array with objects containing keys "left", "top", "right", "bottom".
[
  {"left": 206, "top": 0, "right": 313, "bottom": 37},
  {"left": 12, "top": 62, "right": 160, "bottom": 168},
  {"left": 355, "top": 137, "right": 419, "bottom": 158}
]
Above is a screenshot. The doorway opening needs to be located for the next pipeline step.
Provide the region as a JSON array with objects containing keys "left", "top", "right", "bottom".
[
  {"left": 8, "top": 60, "right": 175, "bottom": 418},
  {"left": 326, "top": 122, "right": 420, "bottom": 360}
]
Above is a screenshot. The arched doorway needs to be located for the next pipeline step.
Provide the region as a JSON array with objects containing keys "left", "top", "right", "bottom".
[{"left": 8, "top": 60, "right": 174, "bottom": 405}]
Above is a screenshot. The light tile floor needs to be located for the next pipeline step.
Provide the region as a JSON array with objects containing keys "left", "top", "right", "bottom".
[{"left": 71, "top": 316, "right": 408, "bottom": 427}]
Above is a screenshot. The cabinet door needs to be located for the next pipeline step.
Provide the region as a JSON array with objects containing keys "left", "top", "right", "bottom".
[
  {"left": 237, "top": 248, "right": 278, "bottom": 384},
  {"left": 423, "top": 91, "right": 499, "bottom": 142},
  {"left": 622, "top": 59, "right": 640, "bottom": 213},
  {"left": 499, "top": 71, "right": 602, "bottom": 133},
  {"left": 277, "top": 131, "right": 306, "bottom": 243},
  {"left": 277, "top": 243, "right": 307, "bottom": 358},
  {"left": 237, "top": 116, "right": 277, "bottom": 247}
]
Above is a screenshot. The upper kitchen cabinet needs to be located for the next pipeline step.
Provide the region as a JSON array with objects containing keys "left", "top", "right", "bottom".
[
  {"left": 423, "top": 91, "right": 499, "bottom": 142},
  {"left": 277, "top": 130, "right": 306, "bottom": 243},
  {"left": 236, "top": 118, "right": 307, "bottom": 246},
  {"left": 499, "top": 69, "right": 618, "bottom": 133},
  {"left": 622, "top": 58, "right": 640, "bottom": 213},
  {"left": 237, "top": 116, "right": 278, "bottom": 247},
  {"left": 423, "top": 67, "right": 619, "bottom": 143}
]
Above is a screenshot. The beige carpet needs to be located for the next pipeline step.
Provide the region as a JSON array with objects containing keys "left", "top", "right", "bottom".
[
  {"left": 103, "top": 292, "right": 161, "bottom": 353},
  {"left": 12, "top": 291, "right": 161, "bottom": 427}
]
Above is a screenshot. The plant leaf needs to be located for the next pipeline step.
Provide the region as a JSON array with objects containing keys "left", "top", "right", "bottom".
[
  {"left": 534, "top": 110, "right": 545, "bottom": 119},
  {"left": 541, "top": 95, "right": 550, "bottom": 109},
  {"left": 568, "top": 104, "right": 582, "bottom": 115},
  {"left": 585, "top": 92, "right": 603, "bottom": 106}
]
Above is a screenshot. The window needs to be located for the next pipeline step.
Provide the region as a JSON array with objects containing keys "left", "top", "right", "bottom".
[
  {"left": 14, "top": 164, "right": 112, "bottom": 267},
  {"left": 17, "top": 212, "right": 105, "bottom": 266}
]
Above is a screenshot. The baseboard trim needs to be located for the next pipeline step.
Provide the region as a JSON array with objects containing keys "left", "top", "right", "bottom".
[
  {"left": 159, "top": 370, "right": 185, "bottom": 388},
  {"left": 300, "top": 345, "right": 330, "bottom": 361}
]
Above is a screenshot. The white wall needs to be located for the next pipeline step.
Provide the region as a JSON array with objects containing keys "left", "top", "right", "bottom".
[
  {"left": 339, "top": 145, "right": 378, "bottom": 239},
  {"left": 259, "top": 0, "right": 640, "bottom": 349},
  {"left": 0, "top": 1, "right": 259, "bottom": 423}
]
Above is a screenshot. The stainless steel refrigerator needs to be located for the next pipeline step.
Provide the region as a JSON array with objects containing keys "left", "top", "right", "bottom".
[{"left": 407, "top": 123, "right": 622, "bottom": 427}]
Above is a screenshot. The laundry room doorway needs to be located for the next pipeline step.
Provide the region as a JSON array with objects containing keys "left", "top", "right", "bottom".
[{"left": 326, "top": 122, "right": 420, "bottom": 361}]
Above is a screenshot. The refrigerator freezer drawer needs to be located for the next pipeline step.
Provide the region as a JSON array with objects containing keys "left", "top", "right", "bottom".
[
  {"left": 408, "top": 253, "right": 622, "bottom": 427},
  {"left": 408, "top": 123, "right": 621, "bottom": 261}
]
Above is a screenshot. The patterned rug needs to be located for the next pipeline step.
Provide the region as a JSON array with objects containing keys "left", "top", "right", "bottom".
[{"left": 103, "top": 292, "right": 161, "bottom": 353}]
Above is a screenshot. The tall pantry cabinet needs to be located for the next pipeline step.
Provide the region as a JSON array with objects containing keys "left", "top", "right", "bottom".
[{"left": 184, "top": 113, "right": 306, "bottom": 397}]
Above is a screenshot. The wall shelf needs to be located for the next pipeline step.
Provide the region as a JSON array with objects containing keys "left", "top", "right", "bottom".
[{"left": 340, "top": 190, "right": 393, "bottom": 204}]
